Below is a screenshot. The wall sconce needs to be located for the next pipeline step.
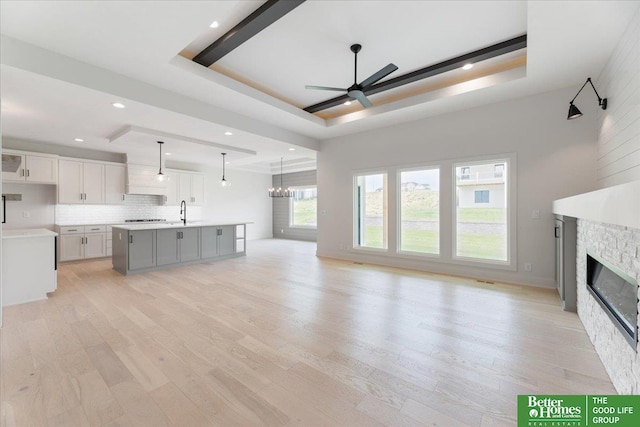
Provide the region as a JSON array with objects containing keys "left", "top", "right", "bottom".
[{"left": 567, "top": 77, "right": 607, "bottom": 120}]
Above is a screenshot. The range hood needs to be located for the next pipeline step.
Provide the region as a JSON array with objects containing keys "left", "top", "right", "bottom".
[{"left": 126, "top": 164, "right": 167, "bottom": 195}]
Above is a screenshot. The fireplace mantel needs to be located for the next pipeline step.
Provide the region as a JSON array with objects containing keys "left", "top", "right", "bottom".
[{"left": 553, "top": 180, "right": 640, "bottom": 229}]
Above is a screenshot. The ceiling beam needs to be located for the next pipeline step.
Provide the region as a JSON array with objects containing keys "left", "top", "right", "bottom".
[
  {"left": 193, "top": 0, "right": 306, "bottom": 67},
  {"left": 303, "top": 34, "right": 527, "bottom": 114}
]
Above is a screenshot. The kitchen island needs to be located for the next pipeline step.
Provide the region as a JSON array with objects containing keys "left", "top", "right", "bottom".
[
  {"left": 111, "top": 222, "right": 247, "bottom": 275},
  {"left": 2, "top": 228, "right": 58, "bottom": 306}
]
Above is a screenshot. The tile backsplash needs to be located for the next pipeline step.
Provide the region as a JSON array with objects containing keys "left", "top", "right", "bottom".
[{"left": 55, "top": 194, "right": 202, "bottom": 225}]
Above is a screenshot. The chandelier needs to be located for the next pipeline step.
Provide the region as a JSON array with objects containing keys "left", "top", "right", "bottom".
[{"left": 268, "top": 157, "right": 293, "bottom": 198}]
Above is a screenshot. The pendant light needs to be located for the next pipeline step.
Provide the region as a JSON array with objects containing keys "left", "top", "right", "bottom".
[
  {"left": 268, "top": 157, "right": 293, "bottom": 198},
  {"left": 220, "top": 153, "right": 230, "bottom": 187},
  {"left": 156, "top": 141, "right": 167, "bottom": 181}
]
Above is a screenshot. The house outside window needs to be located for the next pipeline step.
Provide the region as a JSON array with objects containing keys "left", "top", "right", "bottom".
[{"left": 455, "top": 160, "right": 508, "bottom": 262}]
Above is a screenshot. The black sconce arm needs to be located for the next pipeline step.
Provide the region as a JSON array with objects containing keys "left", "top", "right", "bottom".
[{"left": 570, "top": 77, "right": 607, "bottom": 110}]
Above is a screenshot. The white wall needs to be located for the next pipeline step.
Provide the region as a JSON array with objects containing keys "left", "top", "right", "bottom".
[
  {"left": 596, "top": 7, "right": 640, "bottom": 187},
  {"left": 2, "top": 183, "right": 56, "bottom": 230},
  {"left": 201, "top": 168, "right": 273, "bottom": 241},
  {"left": 317, "top": 86, "right": 598, "bottom": 287}
]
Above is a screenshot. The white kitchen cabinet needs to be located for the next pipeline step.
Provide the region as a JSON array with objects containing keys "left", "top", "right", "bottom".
[
  {"left": 84, "top": 231, "right": 107, "bottom": 258},
  {"left": 178, "top": 173, "right": 191, "bottom": 203},
  {"left": 190, "top": 174, "right": 205, "bottom": 205},
  {"left": 59, "top": 234, "right": 84, "bottom": 261},
  {"left": 105, "top": 164, "right": 126, "bottom": 204},
  {"left": 58, "top": 160, "right": 105, "bottom": 204},
  {"left": 161, "top": 169, "right": 205, "bottom": 206},
  {"left": 57, "top": 225, "right": 107, "bottom": 261},
  {"left": 163, "top": 171, "right": 180, "bottom": 205},
  {"left": 2, "top": 151, "right": 58, "bottom": 184}
]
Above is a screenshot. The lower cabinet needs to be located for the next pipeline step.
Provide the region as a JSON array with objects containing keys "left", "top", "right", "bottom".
[
  {"left": 157, "top": 228, "right": 200, "bottom": 266},
  {"left": 201, "top": 226, "right": 235, "bottom": 258},
  {"left": 57, "top": 225, "right": 107, "bottom": 261},
  {"left": 112, "top": 224, "right": 244, "bottom": 275},
  {"left": 129, "top": 230, "right": 156, "bottom": 270}
]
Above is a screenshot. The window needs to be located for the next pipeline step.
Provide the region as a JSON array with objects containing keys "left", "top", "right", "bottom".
[
  {"left": 399, "top": 168, "right": 439, "bottom": 254},
  {"left": 354, "top": 173, "right": 387, "bottom": 249},
  {"left": 460, "top": 166, "right": 470, "bottom": 180},
  {"left": 455, "top": 160, "right": 508, "bottom": 262},
  {"left": 290, "top": 186, "right": 317, "bottom": 228},
  {"left": 474, "top": 190, "right": 490, "bottom": 204}
]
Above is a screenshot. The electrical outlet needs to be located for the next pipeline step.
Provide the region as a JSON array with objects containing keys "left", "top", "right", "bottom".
[
  {"left": 524, "top": 262, "right": 533, "bottom": 272},
  {"left": 22, "top": 211, "right": 30, "bottom": 218},
  {"left": 531, "top": 209, "right": 540, "bottom": 220},
  {"left": 280, "top": 229, "right": 284, "bottom": 233}
]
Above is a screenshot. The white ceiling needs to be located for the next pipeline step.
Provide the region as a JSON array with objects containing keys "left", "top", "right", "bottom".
[{"left": 1, "top": 1, "right": 638, "bottom": 174}]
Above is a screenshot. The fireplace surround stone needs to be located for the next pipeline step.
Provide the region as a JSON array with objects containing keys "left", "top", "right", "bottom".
[{"left": 576, "top": 219, "right": 640, "bottom": 393}]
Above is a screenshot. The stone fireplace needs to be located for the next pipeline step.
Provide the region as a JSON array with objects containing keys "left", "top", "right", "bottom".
[
  {"left": 554, "top": 180, "right": 640, "bottom": 394},
  {"left": 576, "top": 220, "right": 640, "bottom": 393}
]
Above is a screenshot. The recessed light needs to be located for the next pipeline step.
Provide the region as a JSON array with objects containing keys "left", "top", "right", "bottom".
[
  {"left": 112, "top": 102, "right": 126, "bottom": 109},
  {"left": 74, "top": 138, "right": 84, "bottom": 142},
  {"left": 344, "top": 100, "right": 352, "bottom": 105},
  {"left": 224, "top": 131, "right": 233, "bottom": 136},
  {"left": 288, "top": 148, "right": 295, "bottom": 151},
  {"left": 165, "top": 152, "right": 172, "bottom": 156},
  {"left": 462, "top": 63, "right": 473, "bottom": 70},
  {"left": 210, "top": 20, "right": 219, "bottom": 28}
]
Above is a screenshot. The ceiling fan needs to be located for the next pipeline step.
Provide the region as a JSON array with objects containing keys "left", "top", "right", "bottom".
[{"left": 305, "top": 44, "right": 398, "bottom": 108}]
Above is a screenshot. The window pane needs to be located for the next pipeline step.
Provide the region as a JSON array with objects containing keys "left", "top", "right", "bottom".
[
  {"left": 291, "top": 187, "right": 317, "bottom": 227},
  {"left": 400, "top": 168, "right": 439, "bottom": 254},
  {"left": 355, "top": 173, "right": 387, "bottom": 249},
  {"left": 455, "top": 162, "right": 507, "bottom": 261}
]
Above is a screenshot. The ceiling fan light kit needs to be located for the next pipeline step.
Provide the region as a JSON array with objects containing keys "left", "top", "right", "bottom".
[
  {"left": 567, "top": 77, "right": 607, "bottom": 120},
  {"left": 305, "top": 43, "right": 398, "bottom": 109}
]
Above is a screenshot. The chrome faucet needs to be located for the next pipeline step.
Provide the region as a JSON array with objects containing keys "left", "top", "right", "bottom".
[{"left": 180, "top": 200, "right": 187, "bottom": 225}]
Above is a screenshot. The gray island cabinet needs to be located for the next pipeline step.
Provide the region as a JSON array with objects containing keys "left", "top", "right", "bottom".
[{"left": 112, "top": 222, "right": 247, "bottom": 275}]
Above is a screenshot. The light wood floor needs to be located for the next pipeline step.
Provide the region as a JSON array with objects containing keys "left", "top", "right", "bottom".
[{"left": 1, "top": 239, "right": 614, "bottom": 426}]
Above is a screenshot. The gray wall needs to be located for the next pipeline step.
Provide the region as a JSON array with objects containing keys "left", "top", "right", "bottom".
[{"left": 272, "top": 170, "right": 317, "bottom": 242}]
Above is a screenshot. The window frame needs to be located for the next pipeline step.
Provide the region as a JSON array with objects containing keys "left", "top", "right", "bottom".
[
  {"left": 396, "top": 165, "right": 441, "bottom": 257},
  {"left": 289, "top": 185, "right": 318, "bottom": 229},
  {"left": 452, "top": 155, "right": 516, "bottom": 269},
  {"left": 353, "top": 171, "right": 388, "bottom": 252}
]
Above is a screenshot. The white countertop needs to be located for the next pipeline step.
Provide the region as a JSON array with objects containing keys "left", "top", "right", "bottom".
[
  {"left": 111, "top": 221, "right": 250, "bottom": 231},
  {"left": 2, "top": 228, "right": 58, "bottom": 239}
]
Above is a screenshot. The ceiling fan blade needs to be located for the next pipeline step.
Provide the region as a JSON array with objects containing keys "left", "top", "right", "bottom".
[
  {"left": 351, "top": 90, "right": 372, "bottom": 108},
  {"left": 305, "top": 85, "right": 347, "bottom": 92},
  {"left": 359, "top": 63, "right": 398, "bottom": 88}
]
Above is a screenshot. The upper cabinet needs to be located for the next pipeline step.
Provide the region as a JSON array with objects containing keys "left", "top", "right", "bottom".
[
  {"left": 165, "top": 170, "right": 205, "bottom": 206},
  {"left": 105, "top": 164, "right": 126, "bottom": 204},
  {"left": 2, "top": 150, "right": 58, "bottom": 184},
  {"left": 58, "top": 159, "right": 105, "bottom": 204}
]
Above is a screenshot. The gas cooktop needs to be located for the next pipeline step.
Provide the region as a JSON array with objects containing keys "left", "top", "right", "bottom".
[{"left": 124, "top": 219, "right": 167, "bottom": 223}]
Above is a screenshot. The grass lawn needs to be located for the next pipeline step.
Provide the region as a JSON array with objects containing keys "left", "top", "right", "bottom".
[{"left": 292, "top": 198, "right": 317, "bottom": 226}]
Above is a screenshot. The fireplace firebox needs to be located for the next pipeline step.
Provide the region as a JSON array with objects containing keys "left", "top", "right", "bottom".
[{"left": 586, "top": 253, "right": 638, "bottom": 348}]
